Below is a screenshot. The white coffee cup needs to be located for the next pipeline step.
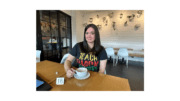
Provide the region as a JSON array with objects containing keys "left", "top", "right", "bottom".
[{"left": 75, "top": 68, "right": 88, "bottom": 78}]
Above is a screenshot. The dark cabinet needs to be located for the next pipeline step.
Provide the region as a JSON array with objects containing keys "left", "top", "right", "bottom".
[{"left": 36, "top": 10, "right": 72, "bottom": 63}]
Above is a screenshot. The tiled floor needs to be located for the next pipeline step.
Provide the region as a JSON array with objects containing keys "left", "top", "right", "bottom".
[{"left": 106, "top": 59, "right": 144, "bottom": 91}]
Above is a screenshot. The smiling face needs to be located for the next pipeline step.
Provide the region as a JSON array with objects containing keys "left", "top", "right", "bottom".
[{"left": 85, "top": 27, "right": 95, "bottom": 43}]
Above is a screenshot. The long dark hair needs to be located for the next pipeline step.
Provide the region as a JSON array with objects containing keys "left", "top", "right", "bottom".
[{"left": 79, "top": 24, "right": 104, "bottom": 56}]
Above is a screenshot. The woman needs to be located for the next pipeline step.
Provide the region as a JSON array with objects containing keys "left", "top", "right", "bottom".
[{"left": 64, "top": 24, "right": 107, "bottom": 78}]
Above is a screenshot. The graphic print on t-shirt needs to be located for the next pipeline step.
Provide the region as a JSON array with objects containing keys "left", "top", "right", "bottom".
[{"left": 76, "top": 52, "right": 99, "bottom": 71}]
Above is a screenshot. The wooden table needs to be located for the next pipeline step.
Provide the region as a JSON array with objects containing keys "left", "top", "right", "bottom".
[
  {"left": 36, "top": 60, "right": 66, "bottom": 84},
  {"left": 105, "top": 47, "right": 133, "bottom": 51},
  {"left": 37, "top": 60, "right": 131, "bottom": 91},
  {"left": 129, "top": 53, "right": 144, "bottom": 58},
  {"left": 105, "top": 47, "right": 144, "bottom": 58},
  {"left": 114, "top": 51, "right": 144, "bottom": 58}
]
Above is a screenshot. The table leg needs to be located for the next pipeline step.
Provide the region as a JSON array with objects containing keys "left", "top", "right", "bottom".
[{"left": 126, "top": 57, "right": 128, "bottom": 68}]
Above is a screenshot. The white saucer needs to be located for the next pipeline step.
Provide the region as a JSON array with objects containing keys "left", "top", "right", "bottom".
[{"left": 74, "top": 72, "right": 90, "bottom": 80}]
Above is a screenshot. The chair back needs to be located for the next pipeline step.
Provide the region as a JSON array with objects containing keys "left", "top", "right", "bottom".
[
  {"left": 104, "top": 70, "right": 106, "bottom": 74},
  {"left": 36, "top": 50, "right": 41, "bottom": 58},
  {"left": 60, "top": 53, "right": 76, "bottom": 65},
  {"left": 105, "top": 47, "right": 115, "bottom": 57},
  {"left": 117, "top": 48, "right": 128, "bottom": 57},
  {"left": 60, "top": 53, "right": 70, "bottom": 64}
]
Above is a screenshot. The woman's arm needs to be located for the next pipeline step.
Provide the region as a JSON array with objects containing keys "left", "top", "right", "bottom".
[
  {"left": 64, "top": 54, "right": 75, "bottom": 72},
  {"left": 64, "top": 54, "right": 76, "bottom": 78},
  {"left": 99, "top": 59, "right": 107, "bottom": 74}
]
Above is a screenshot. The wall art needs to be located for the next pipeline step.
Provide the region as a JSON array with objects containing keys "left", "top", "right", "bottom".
[
  {"left": 108, "top": 12, "right": 114, "bottom": 18},
  {"left": 89, "top": 18, "right": 93, "bottom": 23},
  {"left": 127, "top": 14, "right": 135, "bottom": 22},
  {"left": 103, "top": 17, "right": 108, "bottom": 26},
  {"left": 120, "top": 13, "right": 123, "bottom": 19},
  {"left": 134, "top": 24, "right": 141, "bottom": 30},
  {"left": 112, "top": 22, "right": 116, "bottom": 30},
  {"left": 124, "top": 21, "right": 128, "bottom": 27},
  {"left": 83, "top": 23, "right": 87, "bottom": 27},
  {"left": 97, "top": 15, "right": 99, "bottom": 19},
  {"left": 97, "top": 24, "right": 102, "bottom": 30},
  {"left": 137, "top": 10, "right": 142, "bottom": 18}
]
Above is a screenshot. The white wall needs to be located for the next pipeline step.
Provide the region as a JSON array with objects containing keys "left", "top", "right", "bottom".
[
  {"left": 61, "top": 10, "right": 72, "bottom": 16},
  {"left": 71, "top": 11, "right": 77, "bottom": 47},
  {"left": 75, "top": 11, "right": 84, "bottom": 43},
  {"left": 61, "top": 10, "right": 76, "bottom": 47},
  {"left": 61, "top": 10, "right": 144, "bottom": 50},
  {"left": 82, "top": 10, "right": 144, "bottom": 50}
]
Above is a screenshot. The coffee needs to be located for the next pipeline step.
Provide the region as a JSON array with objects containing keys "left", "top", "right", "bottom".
[
  {"left": 76, "top": 68, "right": 88, "bottom": 77},
  {"left": 77, "top": 70, "right": 85, "bottom": 72}
]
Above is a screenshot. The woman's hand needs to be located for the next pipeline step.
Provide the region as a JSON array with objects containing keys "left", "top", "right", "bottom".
[{"left": 66, "top": 68, "right": 75, "bottom": 78}]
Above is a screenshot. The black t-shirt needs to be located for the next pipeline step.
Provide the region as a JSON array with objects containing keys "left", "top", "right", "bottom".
[{"left": 70, "top": 42, "right": 108, "bottom": 72}]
